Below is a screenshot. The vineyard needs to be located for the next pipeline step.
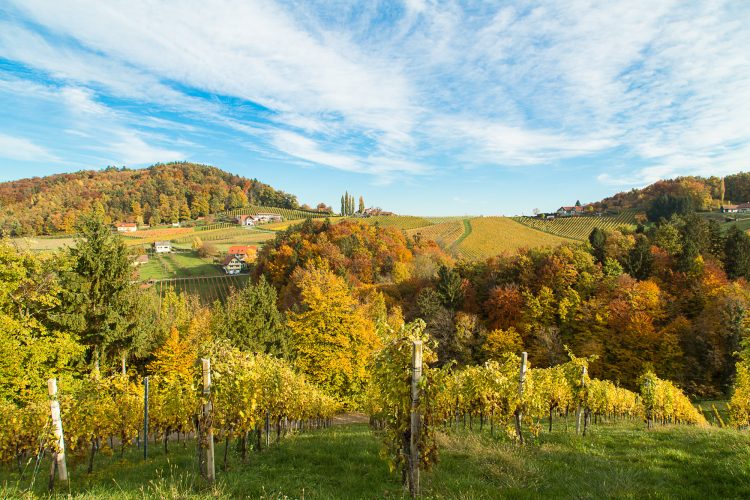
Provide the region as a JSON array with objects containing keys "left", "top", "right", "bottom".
[
  {"left": 0, "top": 344, "right": 339, "bottom": 493},
  {"left": 151, "top": 275, "right": 250, "bottom": 304},
  {"left": 512, "top": 211, "right": 638, "bottom": 241},
  {"left": 454, "top": 217, "right": 570, "bottom": 260},
  {"left": 406, "top": 219, "right": 466, "bottom": 248},
  {"left": 354, "top": 215, "right": 434, "bottom": 230},
  {"left": 219, "top": 205, "right": 334, "bottom": 220}
]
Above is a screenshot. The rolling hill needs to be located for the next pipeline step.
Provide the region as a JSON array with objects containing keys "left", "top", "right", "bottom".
[{"left": 0, "top": 162, "right": 301, "bottom": 236}]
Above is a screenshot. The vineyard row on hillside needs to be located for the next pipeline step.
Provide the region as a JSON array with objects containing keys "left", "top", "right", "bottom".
[{"left": 512, "top": 211, "right": 638, "bottom": 241}]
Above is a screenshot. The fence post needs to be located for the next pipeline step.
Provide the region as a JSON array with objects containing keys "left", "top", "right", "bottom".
[
  {"left": 265, "top": 411, "right": 270, "bottom": 448},
  {"left": 514, "top": 352, "right": 527, "bottom": 445},
  {"left": 408, "top": 340, "right": 423, "bottom": 498},
  {"left": 47, "top": 378, "right": 68, "bottom": 484},
  {"left": 201, "top": 358, "right": 215, "bottom": 482},
  {"left": 576, "top": 366, "right": 587, "bottom": 435},
  {"left": 143, "top": 376, "right": 149, "bottom": 459}
]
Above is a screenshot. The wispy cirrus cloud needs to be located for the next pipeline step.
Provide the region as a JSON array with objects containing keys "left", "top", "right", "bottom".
[
  {"left": 0, "top": 132, "right": 57, "bottom": 161},
  {"left": 0, "top": 0, "right": 748, "bottom": 195}
]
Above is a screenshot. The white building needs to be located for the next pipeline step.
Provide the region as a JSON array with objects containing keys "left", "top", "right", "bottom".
[
  {"left": 222, "top": 255, "right": 243, "bottom": 275},
  {"left": 153, "top": 241, "right": 172, "bottom": 253},
  {"left": 115, "top": 222, "right": 138, "bottom": 233}
]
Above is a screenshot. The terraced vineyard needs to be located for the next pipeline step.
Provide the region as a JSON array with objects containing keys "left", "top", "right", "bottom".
[
  {"left": 455, "top": 217, "right": 570, "bottom": 260},
  {"left": 354, "top": 215, "right": 434, "bottom": 230},
  {"left": 220, "top": 205, "right": 335, "bottom": 220},
  {"left": 151, "top": 274, "right": 250, "bottom": 304},
  {"left": 406, "top": 219, "right": 466, "bottom": 248},
  {"left": 513, "top": 211, "right": 638, "bottom": 240}
]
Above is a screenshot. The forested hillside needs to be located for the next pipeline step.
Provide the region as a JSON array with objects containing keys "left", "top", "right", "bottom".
[
  {"left": 0, "top": 162, "right": 299, "bottom": 236},
  {"left": 593, "top": 172, "right": 750, "bottom": 219}
]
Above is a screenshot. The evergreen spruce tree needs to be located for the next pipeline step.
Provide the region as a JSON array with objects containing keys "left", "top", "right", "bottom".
[
  {"left": 217, "top": 276, "right": 289, "bottom": 357},
  {"left": 436, "top": 265, "right": 464, "bottom": 309},
  {"left": 725, "top": 226, "right": 750, "bottom": 280},
  {"left": 60, "top": 212, "right": 141, "bottom": 366},
  {"left": 588, "top": 227, "right": 607, "bottom": 264},
  {"left": 624, "top": 234, "right": 653, "bottom": 280}
]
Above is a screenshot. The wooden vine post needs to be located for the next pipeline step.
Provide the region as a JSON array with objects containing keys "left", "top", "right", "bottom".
[
  {"left": 576, "top": 366, "right": 587, "bottom": 435},
  {"left": 514, "top": 352, "right": 527, "bottom": 445},
  {"left": 143, "top": 376, "right": 149, "bottom": 459},
  {"left": 201, "top": 358, "right": 215, "bottom": 482},
  {"left": 47, "top": 378, "right": 68, "bottom": 487},
  {"left": 408, "top": 340, "right": 423, "bottom": 498}
]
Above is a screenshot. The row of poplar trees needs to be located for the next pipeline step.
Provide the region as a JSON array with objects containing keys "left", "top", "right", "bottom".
[{"left": 340, "top": 192, "right": 365, "bottom": 216}]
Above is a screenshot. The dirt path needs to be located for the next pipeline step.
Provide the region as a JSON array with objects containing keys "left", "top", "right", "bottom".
[{"left": 331, "top": 412, "right": 369, "bottom": 425}]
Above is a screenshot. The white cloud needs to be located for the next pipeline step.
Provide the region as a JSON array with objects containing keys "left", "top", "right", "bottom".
[
  {"left": 0, "top": 0, "right": 749, "bottom": 185},
  {"left": 104, "top": 131, "right": 184, "bottom": 165},
  {"left": 0, "top": 133, "right": 57, "bottom": 161}
]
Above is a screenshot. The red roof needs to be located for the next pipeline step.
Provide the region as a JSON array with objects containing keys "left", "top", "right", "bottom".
[
  {"left": 116, "top": 222, "right": 137, "bottom": 227},
  {"left": 228, "top": 245, "right": 257, "bottom": 255},
  {"left": 228, "top": 245, "right": 249, "bottom": 255}
]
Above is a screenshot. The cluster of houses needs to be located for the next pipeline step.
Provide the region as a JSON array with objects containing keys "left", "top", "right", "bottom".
[
  {"left": 720, "top": 203, "right": 750, "bottom": 213},
  {"left": 235, "top": 213, "right": 284, "bottom": 226},
  {"left": 352, "top": 207, "right": 395, "bottom": 218},
  {"left": 556, "top": 205, "right": 587, "bottom": 217},
  {"left": 221, "top": 245, "right": 257, "bottom": 275}
]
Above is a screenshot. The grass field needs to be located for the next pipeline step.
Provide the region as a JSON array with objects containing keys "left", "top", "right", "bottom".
[
  {"left": 455, "top": 217, "right": 570, "bottom": 260},
  {"left": 9, "top": 236, "right": 76, "bottom": 252},
  {"left": 3, "top": 420, "right": 749, "bottom": 498},
  {"left": 138, "top": 251, "right": 222, "bottom": 281}
]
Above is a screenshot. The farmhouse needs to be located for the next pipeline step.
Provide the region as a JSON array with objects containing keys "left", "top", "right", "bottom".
[
  {"left": 236, "top": 214, "right": 255, "bottom": 226},
  {"left": 557, "top": 205, "right": 585, "bottom": 217},
  {"left": 254, "top": 213, "right": 283, "bottom": 223},
  {"left": 153, "top": 241, "right": 172, "bottom": 253},
  {"left": 115, "top": 222, "right": 138, "bottom": 233},
  {"left": 131, "top": 254, "right": 149, "bottom": 267},
  {"left": 227, "top": 245, "right": 257, "bottom": 261},
  {"left": 721, "top": 204, "right": 739, "bottom": 213},
  {"left": 222, "top": 255, "right": 243, "bottom": 275}
]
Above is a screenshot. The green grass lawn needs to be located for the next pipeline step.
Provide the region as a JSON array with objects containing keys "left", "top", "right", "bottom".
[
  {"left": 3, "top": 421, "right": 750, "bottom": 498},
  {"left": 139, "top": 251, "right": 222, "bottom": 281}
]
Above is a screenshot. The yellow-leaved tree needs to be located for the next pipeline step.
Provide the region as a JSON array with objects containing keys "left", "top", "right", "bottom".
[
  {"left": 287, "top": 267, "right": 380, "bottom": 407},
  {"left": 148, "top": 326, "right": 197, "bottom": 452}
]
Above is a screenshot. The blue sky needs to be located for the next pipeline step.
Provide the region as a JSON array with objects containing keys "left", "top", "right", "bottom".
[{"left": 0, "top": 1, "right": 748, "bottom": 215}]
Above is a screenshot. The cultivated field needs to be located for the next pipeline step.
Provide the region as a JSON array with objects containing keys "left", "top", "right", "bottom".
[
  {"left": 407, "top": 219, "right": 466, "bottom": 248},
  {"left": 354, "top": 215, "right": 434, "bottom": 230},
  {"left": 150, "top": 274, "right": 250, "bottom": 304},
  {"left": 454, "top": 217, "right": 570, "bottom": 260},
  {"left": 513, "top": 211, "right": 638, "bottom": 240},
  {"left": 9, "top": 236, "right": 76, "bottom": 252},
  {"left": 138, "top": 251, "right": 223, "bottom": 281},
  {"left": 220, "top": 205, "right": 335, "bottom": 220}
]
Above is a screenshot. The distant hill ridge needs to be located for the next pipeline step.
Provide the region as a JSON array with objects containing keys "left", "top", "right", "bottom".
[
  {"left": 0, "top": 162, "right": 299, "bottom": 236},
  {"left": 592, "top": 172, "right": 750, "bottom": 215}
]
